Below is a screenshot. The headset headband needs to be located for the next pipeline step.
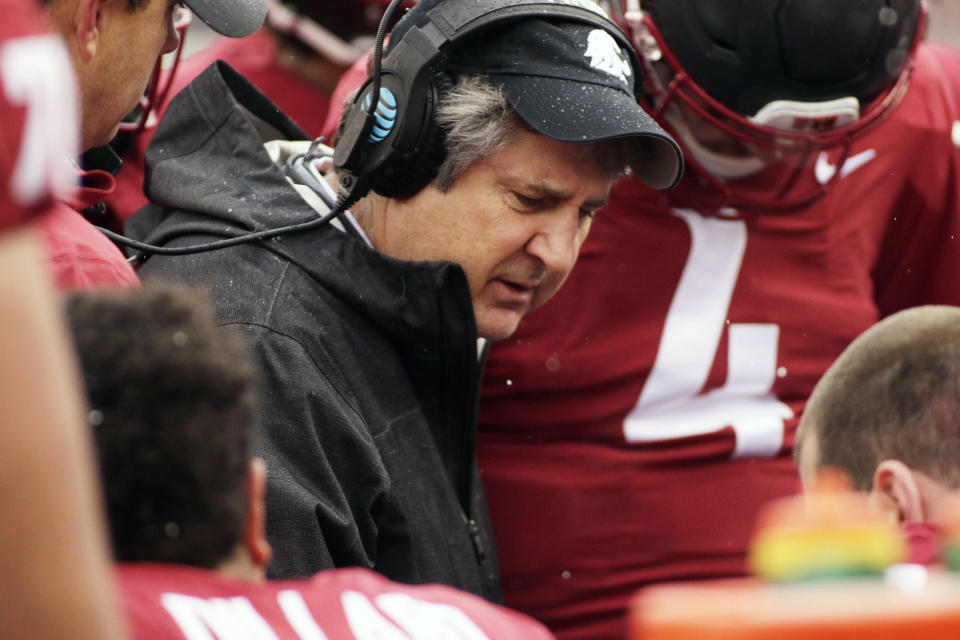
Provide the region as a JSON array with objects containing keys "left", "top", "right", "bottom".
[{"left": 333, "top": 0, "right": 636, "bottom": 200}]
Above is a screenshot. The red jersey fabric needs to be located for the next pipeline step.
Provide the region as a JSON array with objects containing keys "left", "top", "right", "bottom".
[
  {"left": 34, "top": 168, "right": 138, "bottom": 290},
  {"left": 118, "top": 563, "right": 554, "bottom": 639},
  {"left": 108, "top": 29, "right": 333, "bottom": 225},
  {"left": 0, "top": 1, "right": 134, "bottom": 289},
  {"left": 0, "top": 1, "right": 76, "bottom": 231},
  {"left": 477, "top": 42, "right": 960, "bottom": 640}
]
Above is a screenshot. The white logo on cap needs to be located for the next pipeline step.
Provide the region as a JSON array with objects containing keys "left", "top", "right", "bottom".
[{"left": 585, "top": 29, "right": 632, "bottom": 84}]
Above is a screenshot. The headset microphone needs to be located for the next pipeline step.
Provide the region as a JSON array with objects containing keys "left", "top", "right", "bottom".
[{"left": 98, "top": 197, "right": 348, "bottom": 261}]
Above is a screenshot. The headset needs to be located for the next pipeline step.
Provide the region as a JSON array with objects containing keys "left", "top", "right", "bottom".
[
  {"left": 102, "top": 0, "right": 634, "bottom": 258},
  {"left": 332, "top": 0, "right": 633, "bottom": 201}
]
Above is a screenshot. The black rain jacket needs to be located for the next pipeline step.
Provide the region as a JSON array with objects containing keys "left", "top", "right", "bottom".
[{"left": 127, "top": 62, "right": 501, "bottom": 601}]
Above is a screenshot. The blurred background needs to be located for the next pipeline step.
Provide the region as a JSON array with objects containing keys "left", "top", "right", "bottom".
[
  {"left": 178, "top": 1, "right": 960, "bottom": 65},
  {"left": 927, "top": 0, "right": 960, "bottom": 48}
]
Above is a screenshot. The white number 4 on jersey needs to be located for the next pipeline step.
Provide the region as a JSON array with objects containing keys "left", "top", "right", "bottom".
[{"left": 623, "top": 209, "right": 794, "bottom": 458}]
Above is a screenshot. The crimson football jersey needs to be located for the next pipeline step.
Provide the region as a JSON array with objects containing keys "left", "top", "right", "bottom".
[
  {"left": 118, "top": 564, "right": 553, "bottom": 639},
  {"left": 0, "top": 0, "right": 76, "bottom": 230},
  {"left": 477, "top": 41, "right": 960, "bottom": 640}
]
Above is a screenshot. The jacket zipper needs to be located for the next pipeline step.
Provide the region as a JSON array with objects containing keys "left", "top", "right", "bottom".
[{"left": 466, "top": 518, "right": 486, "bottom": 565}]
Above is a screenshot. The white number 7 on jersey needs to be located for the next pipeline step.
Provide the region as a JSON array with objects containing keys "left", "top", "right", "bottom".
[
  {"left": 1, "top": 34, "right": 77, "bottom": 207},
  {"left": 623, "top": 209, "right": 793, "bottom": 458}
]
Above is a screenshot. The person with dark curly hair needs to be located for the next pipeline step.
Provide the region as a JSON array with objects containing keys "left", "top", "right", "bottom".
[{"left": 67, "top": 283, "right": 258, "bottom": 570}]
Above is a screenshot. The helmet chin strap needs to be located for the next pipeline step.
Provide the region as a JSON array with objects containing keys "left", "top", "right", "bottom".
[
  {"left": 748, "top": 96, "right": 861, "bottom": 133},
  {"left": 667, "top": 93, "right": 863, "bottom": 182},
  {"left": 661, "top": 101, "right": 852, "bottom": 215},
  {"left": 665, "top": 107, "right": 766, "bottom": 181}
]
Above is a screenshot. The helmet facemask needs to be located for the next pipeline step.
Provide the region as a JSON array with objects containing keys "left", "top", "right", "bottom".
[{"left": 607, "top": 0, "right": 924, "bottom": 214}]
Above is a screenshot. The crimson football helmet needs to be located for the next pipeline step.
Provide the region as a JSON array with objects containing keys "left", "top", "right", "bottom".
[{"left": 603, "top": 0, "right": 925, "bottom": 212}]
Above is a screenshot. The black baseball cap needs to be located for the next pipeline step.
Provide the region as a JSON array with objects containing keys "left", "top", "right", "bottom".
[
  {"left": 184, "top": 0, "right": 267, "bottom": 38},
  {"left": 445, "top": 18, "right": 683, "bottom": 190}
]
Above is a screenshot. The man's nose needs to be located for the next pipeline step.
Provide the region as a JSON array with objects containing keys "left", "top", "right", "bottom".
[{"left": 523, "top": 209, "right": 582, "bottom": 276}]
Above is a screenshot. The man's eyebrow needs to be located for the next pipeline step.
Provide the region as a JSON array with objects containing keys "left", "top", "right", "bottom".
[
  {"left": 584, "top": 195, "right": 610, "bottom": 210},
  {"left": 506, "top": 178, "right": 609, "bottom": 210}
]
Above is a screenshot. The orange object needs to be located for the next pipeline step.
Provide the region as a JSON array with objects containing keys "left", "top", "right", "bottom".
[
  {"left": 749, "top": 468, "right": 903, "bottom": 581},
  {"left": 629, "top": 571, "right": 960, "bottom": 640},
  {"left": 630, "top": 469, "right": 960, "bottom": 639}
]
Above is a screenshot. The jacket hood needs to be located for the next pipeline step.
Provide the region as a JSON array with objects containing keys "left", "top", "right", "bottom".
[
  {"left": 134, "top": 61, "right": 312, "bottom": 238},
  {"left": 127, "top": 61, "right": 478, "bottom": 353}
]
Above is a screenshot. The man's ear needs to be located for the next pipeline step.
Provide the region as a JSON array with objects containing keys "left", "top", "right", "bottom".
[
  {"left": 244, "top": 457, "right": 273, "bottom": 575},
  {"left": 75, "top": 0, "right": 106, "bottom": 61},
  {"left": 870, "top": 459, "right": 925, "bottom": 525}
]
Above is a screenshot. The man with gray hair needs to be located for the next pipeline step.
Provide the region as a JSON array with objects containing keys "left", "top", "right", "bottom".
[{"left": 127, "top": 0, "right": 682, "bottom": 599}]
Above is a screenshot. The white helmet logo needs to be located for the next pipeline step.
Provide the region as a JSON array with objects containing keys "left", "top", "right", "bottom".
[{"left": 585, "top": 29, "right": 632, "bottom": 84}]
